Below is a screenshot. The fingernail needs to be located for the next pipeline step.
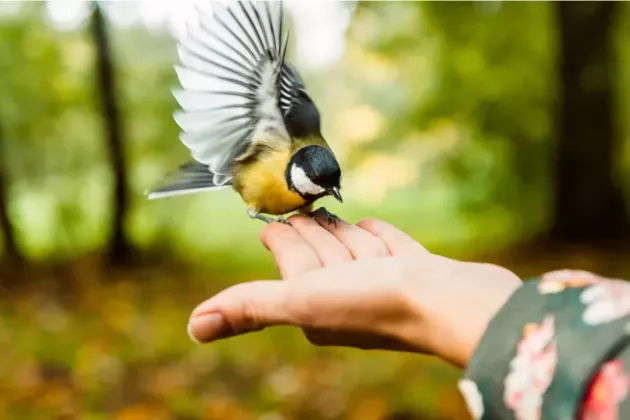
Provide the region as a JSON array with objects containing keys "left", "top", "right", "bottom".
[
  {"left": 187, "top": 313, "right": 226, "bottom": 343},
  {"left": 187, "top": 320, "right": 201, "bottom": 344}
]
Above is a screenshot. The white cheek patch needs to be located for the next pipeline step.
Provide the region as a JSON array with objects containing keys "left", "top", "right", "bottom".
[{"left": 291, "top": 164, "right": 325, "bottom": 196}]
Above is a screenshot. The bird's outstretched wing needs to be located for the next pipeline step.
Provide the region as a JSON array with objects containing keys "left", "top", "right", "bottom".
[
  {"left": 148, "top": 0, "right": 320, "bottom": 200},
  {"left": 172, "top": 0, "right": 310, "bottom": 186}
]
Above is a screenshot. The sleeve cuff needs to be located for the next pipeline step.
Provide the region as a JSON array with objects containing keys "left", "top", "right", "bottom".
[
  {"left": 458, "top": 270, "right": 630, "bottom": 420},
  {"left": 460, "top": 278, "right": 548, "bottom": 419}
]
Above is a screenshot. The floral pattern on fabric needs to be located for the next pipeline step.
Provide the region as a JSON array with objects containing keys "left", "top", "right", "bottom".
[
  {"left": 463, "top": 270, "right": 630, "bottom": 420},
  {"left": 538, "top": 270, "right": 602, "bottom": 295},
  {"left": 458, "top": 379, "right": 484, "bottom": 419},
  {"left": 580, "top": 280, "right": 630, "bottom": 326},
  {"left": 503, "top": 315, "right": 558, "bottom": 420},
  {"left": 579, "top": 359, "right": 630, "bottom": 420}
]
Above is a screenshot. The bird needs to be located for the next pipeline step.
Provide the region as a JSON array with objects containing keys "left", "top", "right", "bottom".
[{"left": 147, "top": 0, "right": 343, "bottom": 225}]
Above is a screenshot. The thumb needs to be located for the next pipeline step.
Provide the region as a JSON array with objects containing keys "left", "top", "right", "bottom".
[{"left": 187, "top": 280, "right": 296, "bottom": 343}]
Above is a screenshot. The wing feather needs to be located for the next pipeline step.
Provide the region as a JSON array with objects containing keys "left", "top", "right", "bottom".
[
  {"left": 171, "top": 0, "right": 314, "bottom": 189},
  {"left": 178, "top": 42, "right": 260, "bottom": 87}
]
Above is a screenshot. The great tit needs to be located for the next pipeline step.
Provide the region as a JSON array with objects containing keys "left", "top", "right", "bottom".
[{"left": 147, "top": 0, "right": 343, "bottom": 224}]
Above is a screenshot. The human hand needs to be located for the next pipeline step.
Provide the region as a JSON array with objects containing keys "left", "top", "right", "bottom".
[{"left": 187, "top": 216, "right": 522, "bottom": 367}]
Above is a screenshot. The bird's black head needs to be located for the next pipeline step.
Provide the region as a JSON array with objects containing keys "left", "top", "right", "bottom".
[{"left": 285, "top": 145, "right": 342, "bottom": 203}]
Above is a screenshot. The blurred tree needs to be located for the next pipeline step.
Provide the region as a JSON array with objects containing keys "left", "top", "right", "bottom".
[
  {"left": 90, "top": 1, "right": 134, "bottom": 264},
  {"left": 0, "top": 122, "right": 21, "bottom": 261},
  {"left": 551, "top": 1, "right": 629, "bottom": 244}
]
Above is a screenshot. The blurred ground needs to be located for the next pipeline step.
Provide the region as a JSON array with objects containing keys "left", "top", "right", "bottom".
[
  {"left": 2, "top": 240, "right": 629, "bottom": 420},
  {"left": 0, "top": 255, "right": 469, "bottom": 420}
]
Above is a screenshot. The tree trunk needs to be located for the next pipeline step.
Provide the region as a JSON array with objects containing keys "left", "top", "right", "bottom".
[
  {"left": 0, "top": 124, "right": 21, "bottom": 262},
  {"left": 90, "top": 1, "right": 134, "bottom": 264},
  {"left": 551, "top": 1, "right": 628, "bottom": 244}
]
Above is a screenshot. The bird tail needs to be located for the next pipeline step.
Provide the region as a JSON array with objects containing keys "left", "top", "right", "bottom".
[{"left": 146, "top": 162, "right": 232, "bottom": 200}]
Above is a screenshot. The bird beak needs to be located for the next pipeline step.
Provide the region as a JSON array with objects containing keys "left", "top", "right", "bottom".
[{"left": 330, "top": 187, "right": 343, "bottom": 203}]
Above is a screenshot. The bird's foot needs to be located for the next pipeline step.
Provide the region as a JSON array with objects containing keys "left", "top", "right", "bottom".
[
  {"left": 309, "top": 207, "right": 341, "bottom": 227},
  {"left": 274, "top": 216, "right": 291, "bottom": 225},
  {"left": 247, "top": 209, "right": 291, "bottom": 225}
]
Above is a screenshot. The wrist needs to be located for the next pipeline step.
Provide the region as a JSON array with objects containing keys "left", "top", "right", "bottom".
[
  {"left": 403, "top": 258, "right": 522, "bottom": 368},
  {"left": 448, "top": 262, "right": 522, "bottom": 367}
]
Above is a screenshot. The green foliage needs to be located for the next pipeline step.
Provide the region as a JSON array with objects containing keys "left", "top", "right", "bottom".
[
  {"left": 0, "top": 1, "right": 627, "bottom": 260},
  {"left": 342, "top": 1, "right": 557, "bottom": 241}
]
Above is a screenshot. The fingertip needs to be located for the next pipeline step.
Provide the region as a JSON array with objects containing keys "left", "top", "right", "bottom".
[
  {"left": 356, "top": 218, "right": 429, "bottom": 256},
  {"left": 187, "top": 320, "right": 201, "bottom": 344},
  {"left": 288, "top": 213, "right": 354, "bottom": 265},
  {"left": 260, "top": 220, "right": 294, "bottom": 247},
  {"left": 187, "top": 312, "right": 229, "bottom": 343},
  {"left": 287, "top": 214, "right": 313, "bottom": 226},
  {"left": 356, "top": 217, "right": 385, "bottom": 232},
  {"left": 290, "top": 214, "right": 340, "bottom": 234},
  {"left": 259, "top": 218, "right": 322, "bottom": 277}
]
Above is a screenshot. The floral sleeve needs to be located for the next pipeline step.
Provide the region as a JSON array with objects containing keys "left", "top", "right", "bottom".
[{"left": 458, "top": 270, "right": 630, "bottom": 420}]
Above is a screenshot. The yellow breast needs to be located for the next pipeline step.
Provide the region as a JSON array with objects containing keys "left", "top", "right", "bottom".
[{"left": 232, "top": 146, "right": 308, "bottom": 215}]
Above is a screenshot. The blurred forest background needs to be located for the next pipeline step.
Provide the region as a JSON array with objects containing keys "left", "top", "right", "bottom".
[{"left": 1, "top": 1, "right": 630, "bottom": 419}]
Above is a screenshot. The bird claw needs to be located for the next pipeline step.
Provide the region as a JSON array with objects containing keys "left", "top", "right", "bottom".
[
  {"left": 309, "top": 207, "right": 341, "bottom": 227},
  {"left": 274, "top": 216, "right": 291, "bottom": 225}
]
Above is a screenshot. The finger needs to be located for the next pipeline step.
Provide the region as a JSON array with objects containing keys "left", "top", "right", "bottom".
[
  {"left": 288, "top": 215, "right": 353, "bottom": 265},
  {"left": 356, "top": 218, "right": 429, "bottom": 256},
  {"left": 188, "top": 280, "right": 293, "bottom": 343},
  {"left": 188, "top": 260, "right": 406, "bottom": 345},
  {"left": 314, "top": 216, "right": 390, "bottom": 259},
  {"left": 260, "top": 222, "right": 322, "bottom": 278}
]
